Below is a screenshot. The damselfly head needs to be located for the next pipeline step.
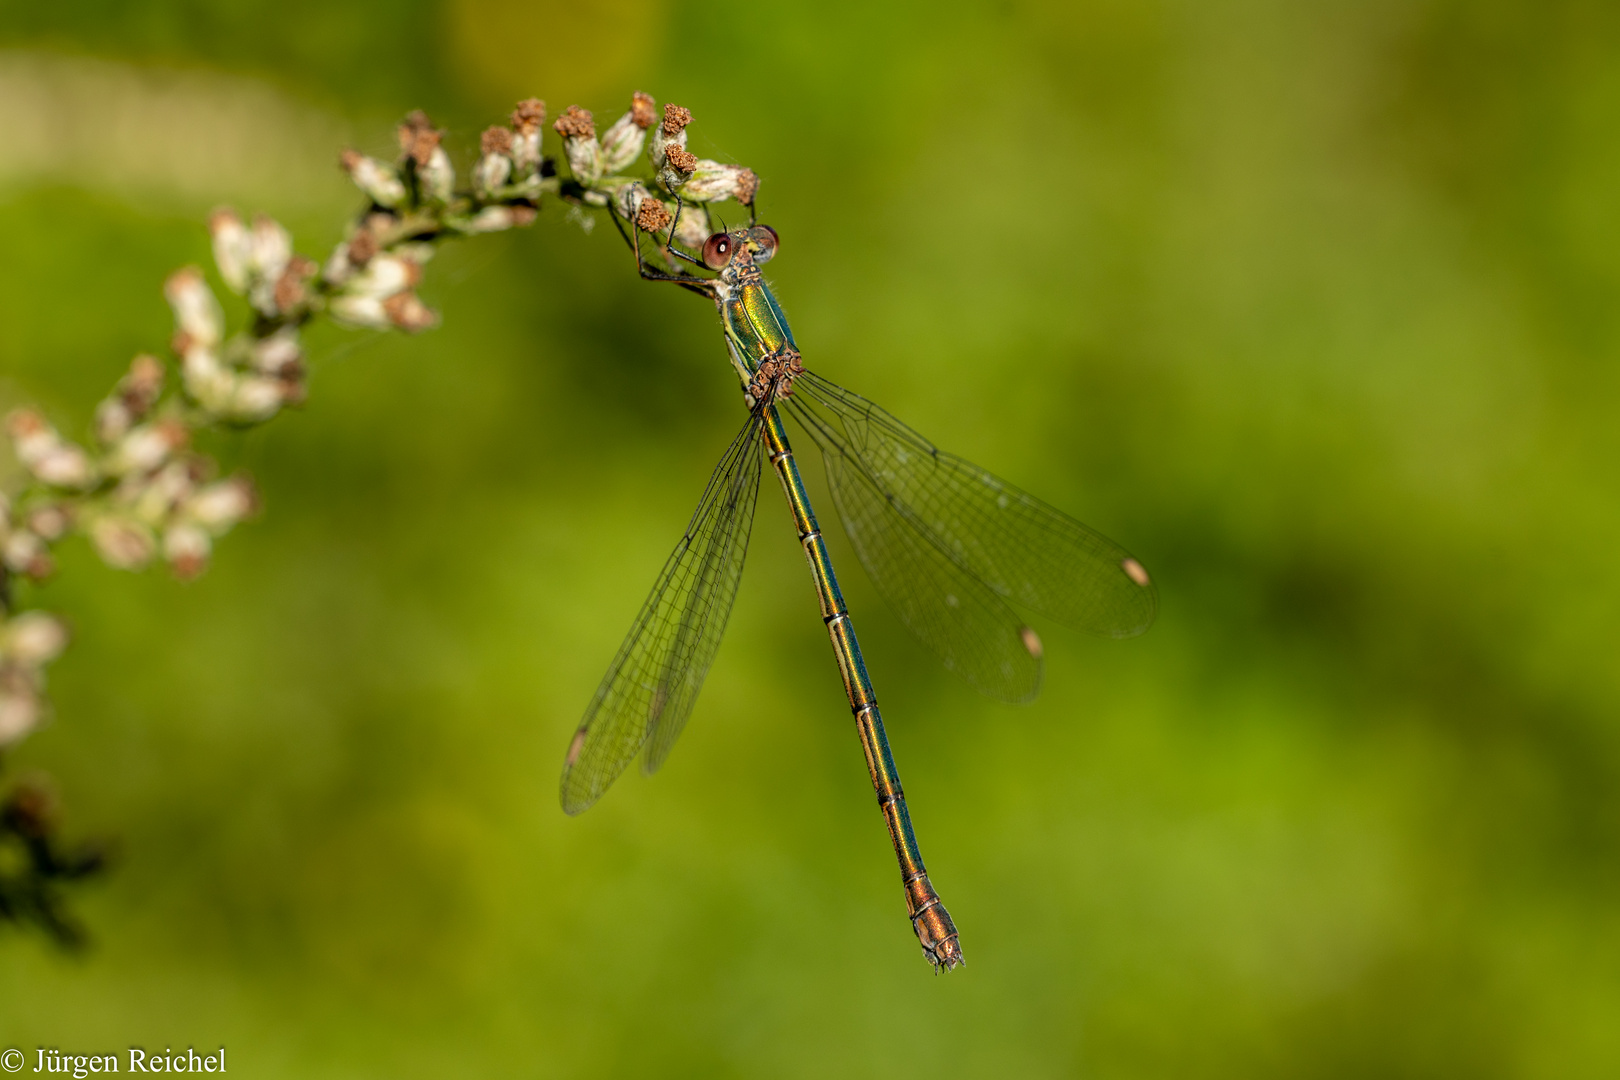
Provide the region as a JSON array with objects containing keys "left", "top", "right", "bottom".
[{"left": 703, "top": 225, "right": 778, "bottom": 270}]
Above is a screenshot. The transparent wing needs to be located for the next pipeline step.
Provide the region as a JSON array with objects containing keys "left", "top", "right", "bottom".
[
  {"left": 817, "top": 436, "right": 1043, "bottom": 703},
  {"left": 560, "top": 413, "right": 765, "bottom": 814},
  {"left": 786, "top": 371, "right": 1156, "bottom": 694}
]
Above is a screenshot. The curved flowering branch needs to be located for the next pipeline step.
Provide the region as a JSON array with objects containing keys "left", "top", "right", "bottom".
[
  {"left": 0, "top": 93, "right": 757, "bottom": 946},
  {"left": 548, "top": 96, "right": 760, "bottom": 252}
]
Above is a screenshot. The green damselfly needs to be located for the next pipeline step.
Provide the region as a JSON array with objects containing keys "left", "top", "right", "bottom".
[{"left": 561, "top": 205, "right": 1158, "bottom": 971}]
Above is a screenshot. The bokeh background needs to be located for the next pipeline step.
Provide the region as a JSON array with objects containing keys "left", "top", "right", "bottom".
[{"left": 3, "top": 0, "right": 1619, "bottom": 1075}]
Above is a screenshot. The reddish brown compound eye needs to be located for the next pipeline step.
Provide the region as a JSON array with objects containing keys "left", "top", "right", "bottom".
[
  {"left": 748, "top": 225, "right": 779, "bottom": 264},
  {"left": 701, "top": 232, "right": 734, "bottom": 270}
]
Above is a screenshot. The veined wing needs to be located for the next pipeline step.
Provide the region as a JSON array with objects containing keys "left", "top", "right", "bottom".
[
  {"left": 561, "top": 412, "right": 765, "bottom": 814},
  {"left": 787, "top": 372, "right": 1156, "bottom": 693},
  {"left": 805, "top": 413, "right": 1043, "bottom": 703}
]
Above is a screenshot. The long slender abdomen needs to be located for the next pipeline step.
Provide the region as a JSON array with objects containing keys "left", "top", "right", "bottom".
[{"left": 759, "top": 404, "right": 963, "bottom": 971}]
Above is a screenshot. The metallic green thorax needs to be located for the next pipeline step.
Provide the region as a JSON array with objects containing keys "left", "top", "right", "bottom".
[
  {"left": 714, "top": 245, "right": 796, "bottom": 387},
  {"left": 713, "top": 235, "right": 964, "bottom": 971}
]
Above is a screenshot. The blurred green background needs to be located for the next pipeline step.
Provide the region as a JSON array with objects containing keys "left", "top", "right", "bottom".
[{"left": 2, "top": 0, "right": 1619, "bottom": 1075}]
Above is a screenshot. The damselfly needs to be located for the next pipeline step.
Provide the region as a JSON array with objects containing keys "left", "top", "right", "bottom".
[{"left": 561, "top": 205, "right": 1157, "bottom": 971}]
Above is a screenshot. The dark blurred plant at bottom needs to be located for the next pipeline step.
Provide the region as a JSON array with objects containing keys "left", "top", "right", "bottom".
[{"left": 0, "top": 773, "right": 108, "bottom": 949}]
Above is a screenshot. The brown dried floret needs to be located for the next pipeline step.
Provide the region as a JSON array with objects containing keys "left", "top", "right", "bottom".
[
  {"left": 276, "top": 373, "right": 308, "bottom": 407},
  {"left": 734, "top": 168, "right": 760, "bottom": 205},
  {"left": 397, "top": 110, "right": 441, "bottom": 167},
  {"left": 481, "top": 125, "right": 514, "bottom": 155},
  {"left": 6, "top": 409, "right": 44, "bottom": 440},
  {"left": 120, "top": 354, "right": 165, "bottom": 413},
  {"left": 347, "top": 228, "right": 379, "bottom": 266},
  {"left": 397, "top": 258, "right": 425, "bottom": 289},
  {"left": 636, "top": 200, "right": 673, "bottom": 232},
  {"left": 662, "top": 103, "right": 692, "bottom": 135},
  {"left": 631, "top": 92, "right": 657, "bottom": 130},
  {"left": 665, "top": 145, "right": 698, "bottom": 173},
  {"left": 512, "top": 98, "right": 546, "bottom": 134},
  {"left": 273, "top": 256, "right": 318, "bottom": 312},
  {"left": 383, "top": 292, "right": 437, "bottom": 332},
  {"left": 553, "top": 105, "right": 595, "bottom": 139}
]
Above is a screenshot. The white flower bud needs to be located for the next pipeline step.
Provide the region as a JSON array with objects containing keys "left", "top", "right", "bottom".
[
  {"left": 4, "top": 612, "right": 69, "bottom": 667},
  {"left": 180, "top": 352, "right": 286, "bottom": 423},
  {"left": 396, "top": 111, "right": 453, "bottom": 204},
  {"left": 178, "top": 341, "right": 234, "bottom": 415},
  {"left": 476, "top": 154, "right": 513, "bottom": 194},
  {"left": 164, "top": 268, "right": 224, "bottom": 350},
  {"left": 344, "top": 254, "right": 421, "bottom": 301},
  {"left": 163, "top": 522, "right": 211, "bottom": 579},
  {"left": 475, "top": 127, "right": 515, "bottom": 195},
  {"left": 252, "top": 327, "right": 303, "bottom": 377},
  {"left": 510, "top": 99, "right": 546, "bottom": 174},
  {"left": 553, "top": 106, "right": 603, "bottom": 184},
  {"left": 95, "top": 354, "right": 166, "bottom": 446},
  {"left": 459, "top": 205, "right": 537, "bottom": 234},
  {"left": 600, "top": 92, "right": 656, "bottom": 175},
  {"left": 328, "top": 293, "right": 390, "bottom": 329},
  {"left": 5, "top": 410, "right": 97, "bottom": 490},
  {"left": 248, "top": 215, "right": 292, "bottom": 282},
  {"left": 228, "top": 376, "right": 287, "bottom": 422},
  {"left": 324, "top": 242, "right": 354, "bottom": 286},
  {"left": 209, "top": 209, "right": 252, "bottom": 293},
  {"left": 340, "top": 149, "right": 407, "bottom": 208},
  {"left": 129, "top": 460, "right": 198, "bottom": 523},
  {"left": 394, "top": 242, "right": 435, "bottom": 266},
  {"left": 89, "top": 515, "right": 155, "bottom": 570},
  {"left": 25, "top": 505, "right": 70, "bottom": 542},
  {"left": 184, "top": 475, "right": 257, "bottom": 532},
  {"left": 105, "top": 419, "right": 187, "bottom": 477},
  {"left": 419, "top": 145, "right": 455, "bottom": 204},
  {"left": 2, "top": 530, "right": 52, "bottom": 579},
  {"left": 0, "top": 679, "right": 42, "bottom": 746},
  {"left": 95, "top": 399, "right": 134, "bottom": 446},
  {"left": 324, "top": 222, "right": 378, "bottom": 287},
  {"left": 682, "top": 160, "right": 760, "bottom": 205},
  {"left": 244, "top": 216, "right": 295, "bottom": 315}
]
